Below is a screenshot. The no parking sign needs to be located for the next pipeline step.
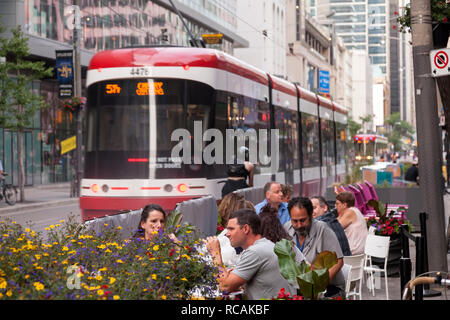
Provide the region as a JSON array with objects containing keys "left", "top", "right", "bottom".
[{"left": 430, "top": 48, "right": 450, "bottom": 77}]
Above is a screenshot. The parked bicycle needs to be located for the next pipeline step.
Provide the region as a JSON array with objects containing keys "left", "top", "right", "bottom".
[
  {"left": 402, "top": 272, "right": 449, "bottom": 300},
  {"left": 0, "top": 173, "right": 17, "bottom": 205}
]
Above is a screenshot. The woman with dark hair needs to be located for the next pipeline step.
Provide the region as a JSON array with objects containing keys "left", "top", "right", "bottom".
[
  {"left": 259, "top": 204, "right": 305, "bottom": 265},
  {"left": 135, "top": 204, "right": 178, "bottom": 242}
]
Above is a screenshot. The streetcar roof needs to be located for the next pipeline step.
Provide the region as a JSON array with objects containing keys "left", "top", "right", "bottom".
[{"left": 88, "top": 46, "right": 269, "bottom": 86}]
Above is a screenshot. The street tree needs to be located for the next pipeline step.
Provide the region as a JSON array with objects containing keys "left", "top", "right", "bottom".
[
  {"left": 0, "top": 23, "right": 53, "bottom": 202},
  {"left": 384, "top": 112, "right": 415, "bottom": 152}
]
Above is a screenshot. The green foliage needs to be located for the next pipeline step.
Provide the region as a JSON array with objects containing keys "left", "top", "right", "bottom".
[
  {"left": 274, "top": 239, "right": 338, "bottom": 300},
  {"left": 384, "top": 112, "right": 415, "bottom": 152},
  {"left": 397, "top": 1, "right": 450, "bottom": 32},
  {"left": 0, "top": 215, "right": 219, "bottom": 300},
  {"left": 0, "top": 25, "right": 53, "bottom": 129}
]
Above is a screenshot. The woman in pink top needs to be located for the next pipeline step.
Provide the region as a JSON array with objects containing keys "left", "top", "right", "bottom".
[{"left": 335, "top": 192, "right": 368, "bottom": 255}]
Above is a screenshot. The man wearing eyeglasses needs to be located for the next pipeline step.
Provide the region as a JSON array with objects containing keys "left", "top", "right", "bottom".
[{"left": 284, "top": 197, "right": 345, "bottom": 297}]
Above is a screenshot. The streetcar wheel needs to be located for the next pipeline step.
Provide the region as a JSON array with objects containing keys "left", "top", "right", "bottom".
[{"left": 4, "top": 186, "right": 17, "bottom": 205}]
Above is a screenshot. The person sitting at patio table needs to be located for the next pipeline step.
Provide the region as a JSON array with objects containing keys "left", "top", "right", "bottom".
[
  {"left": 335, "top": 192, "right": 368, "bottom": 255},
  {"left": 284, "top": 197, "right": 346, "bottom": 297},
  {"left": 254, "top": 181, "right": 290, "bottom": 226},
  {"left": 216, "top": 192, "right": 255, "bottom": 269},
  {"left": 311, "top": 195, "right": 352, "bottom": 257},
  {"left": 134, "top": 203, "right": 179, "bottom": 243},
  {"left": 259, "top": 204, "right": 305, "bottom": 265},
  {"left": 206, "top": 209, "right": 296, "bottom": 300}
]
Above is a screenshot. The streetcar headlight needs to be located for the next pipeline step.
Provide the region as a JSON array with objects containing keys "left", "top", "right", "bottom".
[
  {"left": 367, "top": 156, "right": 373, "bottom": 160},
  {"left": 91, "top": 184, "right": 99, "bottom": 193},
  {"left": 177, "top": 183, "right": 188, "bottom": 193},
  {"left": 355, "top": 156, "right": 362, "bottom": 161}
]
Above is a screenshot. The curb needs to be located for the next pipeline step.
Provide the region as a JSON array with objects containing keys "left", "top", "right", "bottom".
[{"left": 0, "top": 198, "right": 79, "bottom": 216}]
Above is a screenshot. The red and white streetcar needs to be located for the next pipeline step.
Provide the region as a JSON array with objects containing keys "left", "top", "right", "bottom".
[{"left": 80, "top": 46, "right": 349, "bottom": 221}]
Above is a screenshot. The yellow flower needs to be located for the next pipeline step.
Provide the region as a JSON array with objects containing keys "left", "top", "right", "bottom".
[
  {"left": 6, "top": 289, "right": 12, "bottom": 297},
  {"left": 62, "top": 246, "right": 69, "bottom": 251},
  {"left": 109, "top": 277, "right": 116, "bottom": 285},
  {"left": 49, "top": 225, "right": 55, "bottom": 229},
  {"left": 33, "top": 282, "right": 45, "bottom": 291},
  {"left": 104, "top": 223, "right": 108, "bottom": 227},
  {"left": 97, "top": 244, "right": 106, "bottom": 250},
  {"left": 0, "top": 293, "right": 3, "bottom": 299},
  {"left": 151, "top": 274, "right": 157, "bottom": 280},
  {"left": 113, "top": 295, "right": 120, "bottom": 300},
  {"left": 116, "top": 259, "right": 124, "bottom": 264},
  {"left": 25, "top": 228, "right": 31, "bottom": 233},
  {"left": 161, "top": 295, "right": 167, "bottom": 300},
  {"left": 181, "top": 277, "right": 188, "bottom": 281},
  {"left": 0, "top": 279, "right": 7, "bottom": 289},
  {"left": 35, "top": 254, "right": 41, "bottom": 260},
  {"left": 98, "top": 267, "right": 107, "bottom": 272},
  {"left": 153, "top": 245, "right": 159, "bottom": 251},
  {"left": 166, "top": 276, "right": 170, "bottom": 280},
  {"left": 97, "top": 289, "right": 104, "bottom": 296},
  {"left": 116, "top": 226, "right": 122, "bottom": 230},
  {"left": 25, "top": 275, "right": 29, "bottom": 279},
  {"left": 59, "top": 220, "right": 65, "bottom": 223},
  {"left": 96, "top": 275, "right": 103, "bottom": 281}
]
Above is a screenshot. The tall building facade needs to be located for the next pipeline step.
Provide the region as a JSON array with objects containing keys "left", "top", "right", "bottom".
[
  {"left": 0, "top": 0, "right": 247, "bottom": 186},
  {"left": 285, "top": 0, "right": 352, "bottom": 110},
  {"left": 234, "top": 0, "right": 287, "bottom": 77},
  {"left": 352, "top": 50, "right": 374, "bottom": 131}
]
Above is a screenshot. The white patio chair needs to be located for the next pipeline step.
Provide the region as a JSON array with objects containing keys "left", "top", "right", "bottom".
[
  {"left": 343, "top": 254, "right": 365, "bottom": 300},
  {"left": 363, "top": 234, "right": 390, "bottom": 300}
]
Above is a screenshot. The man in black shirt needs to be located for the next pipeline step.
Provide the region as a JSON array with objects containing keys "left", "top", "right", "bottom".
[
  {"left": 405, "top": 162, "right": 419, "bottom": 184},
  {"left": 310, "top": 196, "right": 352, "bottom": 256}
]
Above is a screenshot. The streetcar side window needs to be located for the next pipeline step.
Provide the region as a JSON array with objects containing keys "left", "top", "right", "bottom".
[
  {"left": 320, "top": 118, "right": 336, "bottom": 167},
  {"left": 336, "top": 122, "right": 347, "bottom": 165},
  {"left": 301, "top": 112, "right": 320, "bottom": 168}
]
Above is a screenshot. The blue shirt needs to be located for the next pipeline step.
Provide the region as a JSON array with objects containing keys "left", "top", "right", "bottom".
[{"left": 254, "top": 200, "right": 291, "bottom": 226}]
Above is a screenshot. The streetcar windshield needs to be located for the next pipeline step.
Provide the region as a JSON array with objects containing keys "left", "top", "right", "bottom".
[{"left": 84, "top": 78, "right": 214, "bottom": 179}]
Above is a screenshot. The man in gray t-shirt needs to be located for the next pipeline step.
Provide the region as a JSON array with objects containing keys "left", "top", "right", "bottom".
[
  {"left": 284, "top": 197, "right": 345, "bottom": 293},
  {"left": 206, "top": 209, "right": 295, "bottom": 300}
]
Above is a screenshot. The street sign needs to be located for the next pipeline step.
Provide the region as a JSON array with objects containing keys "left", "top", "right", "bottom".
[
  {"left": 318, "top": 70, "right": 330, "bottom": 93},
  {"left": 430, "top": 48, "right": 450, "bottom": 77},
  {"left": 61, "top": 136, "right": 76, "bottom": 155}
]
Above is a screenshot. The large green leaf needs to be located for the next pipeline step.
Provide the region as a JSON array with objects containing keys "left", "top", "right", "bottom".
[
  {"left": 312, "top": 268, "right": 329, "bottom": 298},
  {"left": 297, "top": 268, "right": 329, "bottom": 300},
  {"left": 297, "top": 271, "right": 314, "bottom": 299},
  {"left": 312, "top": 251, "right": 338, "bottom": 270},
  {"left": 274, "top": 239, "right": 302, "bottom": 283}
]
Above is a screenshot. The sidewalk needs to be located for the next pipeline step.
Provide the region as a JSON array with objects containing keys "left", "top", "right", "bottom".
[{"left": 0, "top": 182, "right": 78, "bottom": 215}]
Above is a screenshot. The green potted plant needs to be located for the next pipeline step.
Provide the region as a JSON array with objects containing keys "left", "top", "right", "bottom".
[
  {"left": 274, "top": 239, "right": 338, "bottom": 300},
  {"left": 366, "top": 199, "right": 413, "bottom": 276}
]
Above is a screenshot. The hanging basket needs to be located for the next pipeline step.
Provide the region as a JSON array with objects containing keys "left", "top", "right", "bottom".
[{"left": 59, "top": 96, "right": 86, "bottom": 113}]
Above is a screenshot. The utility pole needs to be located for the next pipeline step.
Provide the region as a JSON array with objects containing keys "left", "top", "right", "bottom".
[
  {"left": 71, "top": 1, "right": 82, "bottom": 198},
  {"left": 410, "top": 0, "right": 448, "bottom": 272}
]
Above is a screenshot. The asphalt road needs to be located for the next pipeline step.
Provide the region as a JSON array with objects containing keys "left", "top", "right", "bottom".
[{"left": 0, "top": 202, "right": 82, "bottom": 240}]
